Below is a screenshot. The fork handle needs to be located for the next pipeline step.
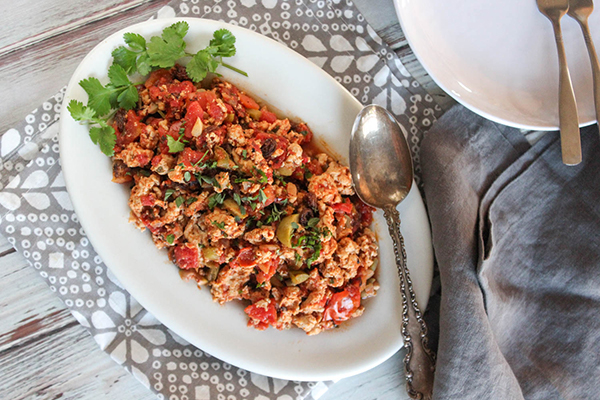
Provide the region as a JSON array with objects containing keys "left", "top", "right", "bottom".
[
  {"left": 579, "top": 21, "right": 600, "bottom": 128},
  {"left": 552, "top": 19, "right": 582, "bottom": 165}
]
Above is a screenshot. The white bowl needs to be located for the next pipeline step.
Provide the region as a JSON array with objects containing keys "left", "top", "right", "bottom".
[
  {"left": 59, "top": 18, "right": 434, "bottom": 381},
  {"left": 395, "top": 0, "right": 600, "bottom": 130}
]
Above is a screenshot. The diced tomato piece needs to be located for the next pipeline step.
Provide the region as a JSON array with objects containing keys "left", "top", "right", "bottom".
[
  {"left": 140, "top": 194, "right": 155, "bottom": 207},
  {"left": 305, "top": 158, "right": 323, "bottom": 176},
  {"left": 294, "top": 122, "right": 313, "bottom": 144},
  {"left": 332, "top": 198, "right": 353, "bottom": 215},
  {"left": 220, "top": 85, "right": 240, "bottom": 109},
  {"left": 208, "top": 101, "right": 225, "bottom": 123},
  {"left": 136, "top": 153, "right": 151, "bottom": 167},
  {"left": 117, "top": 110, "right": 145, "bottom": 146},
  {"left": 145, "top": 69, "right": 172, "bottom": 88},
  {"left": 179, "top": 148, "right": 205, "bottom": 167},
  {"left": 168, "top": 120, "right": 183, "bottom": 139},
  {"left": 173, "top": 244, "right": 199, "bottom": 270},
  {"left": 260, "top": 185, "right": 276, "bottom": 208},
  {"left": 183, "top": 101, "right": 203, "bottom": 138},
  {"left": 245, "top": 300, "right": 277, "bottom": 330},
  {"left": 323, "top": 280, "right": 361, "bottom": 324},
  {"left": 197, "top": 91, "right": 217, "bottom": 111},
  {"left": 232, "top": 247, "right": 257, "bottom": 268},
  {"left": 256, "top": 256, "right": 278, "bottom": 284},
  {"left": 239, "top": 93, "right": 260, "bottom": 110},
  {"left": 148, "top": 86, "right": 163, "bottom": 101},
  {"left": 259, "top": 108, "right": 277, "bottom": 123},
  {"left": 151, "top": 155, "right": 163, "bottom": 167},
  {"left": 168, "top": 80, "right": 195, "bottom": 96}
]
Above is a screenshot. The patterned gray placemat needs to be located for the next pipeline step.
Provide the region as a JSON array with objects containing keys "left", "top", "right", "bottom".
[{"left": 0, "top": 1, "right": 441, "bottom": 399}]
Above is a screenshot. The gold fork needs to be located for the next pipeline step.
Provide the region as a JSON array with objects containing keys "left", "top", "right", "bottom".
[
  {"left": 568, "top": 0, "right": 600, "bottom": 126},
  {"left": 537, "top": 0, "right": 582, "bottom": 165}
]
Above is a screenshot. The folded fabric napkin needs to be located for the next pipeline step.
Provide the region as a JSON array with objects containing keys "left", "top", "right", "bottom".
[
  {"left": 421, "top": 105, "right": 600, "bottom": 399},
  {"left": 0, "top": 1, "right": 441, "bottom": 399}
]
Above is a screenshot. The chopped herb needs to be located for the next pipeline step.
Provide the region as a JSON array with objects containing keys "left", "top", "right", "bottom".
[
  {"left": 164, "top": 188, "right": 175, "bottom": 201},
  {"left": 299, "top": 130, "right": 308, "bottom": 136},
  {"left": 239, "top": 204, "right": 246, "bottom": 216},
  {"left": 306, "top": 242, "right": 322, "bottom": 266},
  {"left": 291, "top": 222, "right": 299, "bottom": 230},
  {"left": 185, "top": 197, "right": 197, "bottom": 205},
  {"left": 242, "top": 149, "right": 247, "bottom": 159},
  {"left": 208, "top": 192, "right": 226, "bottom": 209},
  {"left": 307, "top": 217, "right": 320, "bottom": 228},
  {"left": 192, "top": 150, "right": 210, "bottom": 167},
  {"left": 212, "top": 221, "right": 226, "bottom": 230},
  {"left": 139, "top": 169, "right": 152, "bottom": 177},
  {"left": 197, "top": 174, "right": 220, "bottom": 188},
  {"left": 294, "top": 252, "right": 302, "bottom": 265},
  {"left": 265, "top": 203, "right": 286, "bottom": 224},
  {"left": 184, "top": 171, "right": 191, "bottom": 182},
  {"left": 175, "top": 196, "right": 184, "bottom": 207},
  {"left": 178, "top": 120, "right": 187, "bottom": 135},
  {"left": 233, "top": 192, "right": 242, "bottom": 205},
  {"left": 166, "top": 234, "right": 175, "bottom": 244},
  {"left": 256, "top": 282, "right": 266, "bottom": 288},
  {"left": 234, "top": 176, "right": 252, "bottom": 184},
  {"left": 258, "top": 188, "right": 268, "bottom": 204},
  {"left": 256, "top": 167, "right": 268, "bottom": 184}
]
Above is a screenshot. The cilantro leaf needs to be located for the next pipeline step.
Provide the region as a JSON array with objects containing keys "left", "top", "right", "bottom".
[
  {"left": 79, "top": 77, "right": 115, "bottom": 116},
  {"left": 186, "top": 50, "right": 219, "bottom": 81},
  {"left": 166, "top": 234, "right": 175, "bottom": 244},
  {"left": 147, "top": 22, "right": 189, "bottom": 68},
  {"left": 89, "top": 125, "right": 116, "bottom": 156},
  {"left": 167, "top": 135, "right": 185, "bottom": 153},
  {"left": 67, "top": 100, "right": 96, "bottom": 121},
  {"left": 108, "top": 64, "right": 132, "bottom": 87},
  {"left": 117, "top": 85, "right": 139, "bottom": 110},
  {"left": 136, "top": 53, "right": 152, "bottom": 76},
  {"left": 123, "top": 32, "right": 146, "bottom": 52},
  {"left": 175, "top": 196, "right": 185, "bottom": 207},
  {"left": 164, "top": 21, "right": 189, "bottom": 40},
  {"left": 209, "top": 29, "right": 236, "bottom": 57},
  {"left": 111, "top": 47, "right": 138, "bottom": 74}
]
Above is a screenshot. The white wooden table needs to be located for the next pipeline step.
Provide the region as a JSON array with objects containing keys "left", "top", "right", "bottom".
[{"left": 0, "top": 1, "right": 451, "bottom": 398}]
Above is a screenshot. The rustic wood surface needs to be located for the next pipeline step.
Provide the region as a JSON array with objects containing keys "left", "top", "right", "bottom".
[{"left": 0, "top": 0, "right": 451, "bottom": 399}]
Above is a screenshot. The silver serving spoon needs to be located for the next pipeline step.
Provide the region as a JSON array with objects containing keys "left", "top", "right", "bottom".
[{"left": 350, "top": 104, "right": 435, "bottom": 400}]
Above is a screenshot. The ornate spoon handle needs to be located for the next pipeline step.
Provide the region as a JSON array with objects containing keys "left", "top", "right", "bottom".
[{"left": 384, "top": 206, "right": 436, "bottom": 400}]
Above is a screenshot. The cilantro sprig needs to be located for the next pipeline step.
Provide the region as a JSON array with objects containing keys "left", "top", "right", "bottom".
[
  {"left": 112, "top": 22, "right": 246, "bottom": 82},
  {"left": 69, "top": 22, "right": 246, "bottom": 157},
  {"left": 67, "top": 101, "right": 117, "bottom": 156}
]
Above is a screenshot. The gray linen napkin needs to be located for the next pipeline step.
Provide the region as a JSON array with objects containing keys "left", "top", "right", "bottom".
[{"left": 420, "top": 105, "right": 600, "bottom": 399}]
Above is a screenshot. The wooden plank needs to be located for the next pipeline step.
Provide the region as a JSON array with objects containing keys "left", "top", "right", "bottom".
[
  {"left": 0, "top": 323, "right": 156, "bottom": 400},
  {"left": 0, "top": 0, "right": 154, "bottom": 54},
  {"left": 0, "top": 0, "right": 170, "bottom": 135},
  {"left": 320, "top": 350, "right": 411, "bottom": 400},
  {"left": 0, "top": 251, "right": 73, "bottom": 353}
]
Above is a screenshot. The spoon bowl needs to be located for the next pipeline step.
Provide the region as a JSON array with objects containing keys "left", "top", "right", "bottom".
[{"left": 349, "top": 105, "right": 413, "bottom": 208}]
